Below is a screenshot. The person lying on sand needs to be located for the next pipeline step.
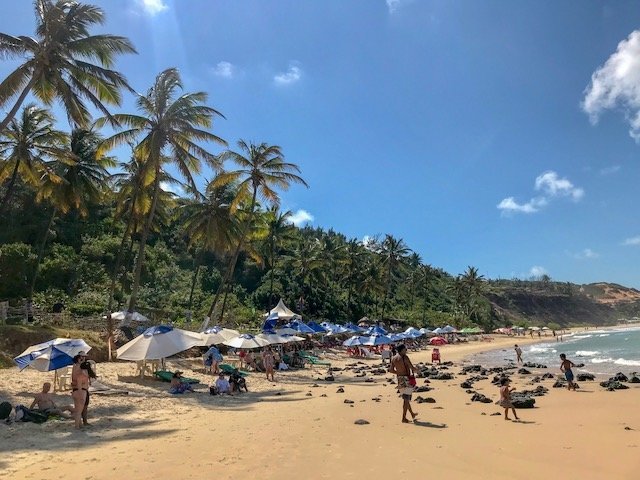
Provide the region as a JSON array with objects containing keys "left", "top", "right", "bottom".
[
  {"left": 169, "top": 372, "right": 194, "bottom": 394},
  {"left": 498, "top": 377, "right": 519, "bottom": 421},
  {"left": 559, "top": 354, "right": 577, "bottom": 391},
  {"left": 30, "top": 382, "right": 73, "bottom": 418}
]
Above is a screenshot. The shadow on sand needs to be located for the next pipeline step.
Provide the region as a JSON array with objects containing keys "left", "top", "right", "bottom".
[{"left": 412, "top": 420, "right": 447, "bottom": 428}]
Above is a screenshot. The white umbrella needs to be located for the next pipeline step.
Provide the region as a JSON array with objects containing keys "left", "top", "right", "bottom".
[
  {"left": 223, "top": 334, "right": 271, "bottom": 349},
  {"left": 256, "top": 332, "right": 289, "bottom": 344},
  {"left": 529, "top": 326, "right": 541, "bottom": 331},
  {"left": 200, "top": 326, "right": 240, "bottom": 346},
  {"left": 419, "top": 327, "right": 433, "bottom": 334},
  {"left": 541, "top": 327, "right": 550, "bottom": 331},
  {"left": 107, "top": 311, "right": 149, "bottom": 322},
  {"left": 281, "top": 334, "right": 305, "bottom": 343},
  {"left": 275, "top": 327, "right": 298, "bottom": 336},
  {"left": 14, "top": 338, "right": 91, "bottom": 372},
  {"left": 116, "top": 326, "right": 203, "bottom": 361}
]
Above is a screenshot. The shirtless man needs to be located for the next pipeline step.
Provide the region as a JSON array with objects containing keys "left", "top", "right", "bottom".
[
  {"left": 389, "top": 344, "right": 418, "bottom": 423},
  {"left": 30, "top": 382, "right": 73, "bottom": 418},
  {"left": 559, "top": 353, "right": 577, "bottom": 391},
  {"left": 514, "top": 344, "right": 523, "bottom": 364}
]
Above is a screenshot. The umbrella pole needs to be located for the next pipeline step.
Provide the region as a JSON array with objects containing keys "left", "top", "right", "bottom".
[{"left": 53, "top": 369, "right": 58, "bottom": 392}]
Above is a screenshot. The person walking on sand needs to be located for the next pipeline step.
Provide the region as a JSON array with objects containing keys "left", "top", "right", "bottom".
[
  {"left": 498, "top": 377, "right": 519, "bottom": 421},
  {"left": 514, "top": 344, "right": 523, "bottom": 364},
  {"left": 560, "top": 353, "right": 577, "bottom": 391},
  {"left": 389, "top": 344, "right": 418, "bottom": 424},
  {"left": 262, "top": 346, "right": 276, "bottom": 382}
]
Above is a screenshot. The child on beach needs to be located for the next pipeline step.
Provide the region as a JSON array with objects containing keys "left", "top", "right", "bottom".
[
  {"left": 498, "top": 377, "right": 519, "bottom": 421},
  {"left": 559, "top": 353, "right": 577, "bottom": 391}
]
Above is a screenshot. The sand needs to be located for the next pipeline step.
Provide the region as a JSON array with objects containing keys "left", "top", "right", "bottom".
[{"left": 1, "top": 335, "right": 639, "bottom": 480}]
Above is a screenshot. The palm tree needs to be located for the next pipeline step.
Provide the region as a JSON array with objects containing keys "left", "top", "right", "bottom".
[
  {"left": 342, "top": 238, "right": 365, "bottom": 317},
  {"left": 181, "top": 179, "right": 240, "bottom": 313},
  {"left": 263, "top": 206, "right": 293, "bottom": 308},
  {"left": 379, "top": 234, "right": 411, "bottom": 319},
  {"left": 0, "top": 0, "right": 136, "bottom": 133},
  {"left": 284, "top": 237, "right": 324, "bottom": 314},
  {"left": 0, "top": 104, "right": 67, "bottom": 215},
  {"left": 99, "top": 67, "right": 226, "bottom": 315},
  {"left": 205, "top": 140, "right": 308, "bottom": 321},
  {"left": 460, "top": 266, "right": 485, "bottom": 321},
  {"left": 30, "top": 128, "right": 113, "bottom": 298}
]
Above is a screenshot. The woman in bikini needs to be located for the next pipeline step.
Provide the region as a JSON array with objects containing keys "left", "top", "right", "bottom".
[
  {"left": 71, "top": 353, "right": 91, "bottom": 429},
  {"left": 262, "top": 347, "right": 276, "bottom": 382}
]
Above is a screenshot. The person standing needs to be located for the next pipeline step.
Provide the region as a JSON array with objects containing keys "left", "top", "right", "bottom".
[
  {"left": 71, "top": 352, "right": 92, "bottom": 429},
  {"left": 560, "top": 353, "right": 577, "bottom": 391},
  {"left": 498, "top": 377, "right": 519, "bottom": 421},
  {"left": 204, "top": 345, "right": 223, "bottom": 374},
  {"left": 514, "top": 344, "right": 523, "bottom": 364},
  {"left": 262, "top": 347, "right": 276, "bottom": 382},
  {"left": 389, "top": 344, "right": 418, "bottom": 423}
]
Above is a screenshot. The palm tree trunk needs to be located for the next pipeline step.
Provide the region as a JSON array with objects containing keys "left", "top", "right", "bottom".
[
  {"left": 187, "top": 259, "right": 201, "bottom": 313},
  {"left": 0, "top": 77, "right": 36, "bottom": 135},
  {"left": 29, "top": 208, "right": 56, "bottom": 300},
  {"left": 381, "top": 262, "right": 392, "bottom": 319},
  {"left": 269, "top": 238, "right": 276, "bottom": 308},
  {"left": 0, "top": 160, "right": 20, "bottom": 216},
  {"left": 127, "top": 165, "right": 161, "bottom": 314},
  {"left": 219, "top": 284, "right": 231, "bottom": 321},
  {"left": 207, "top": 186, "right": 258, "bottom": 319},
  {"left": 107, "top": 210, "right": 135, "bottom": 313}
]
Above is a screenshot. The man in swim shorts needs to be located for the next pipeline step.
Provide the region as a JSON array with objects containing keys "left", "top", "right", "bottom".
[
  {"left": 389, "top": 344, "right": 418, "bottom": 423},
  {"left": 559, "top": 353, "right": 577, "bottom": 391}
]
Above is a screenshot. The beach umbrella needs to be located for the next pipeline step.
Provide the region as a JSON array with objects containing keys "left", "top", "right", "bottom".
[
  {"left": 404, "top": 327, "right": 423, "bottom": 337},
  {"left": 388, "top": 333, "right": 407, "bottom": 342},
  {"left": 200, "top": 326, "right": 240, "bottom": 346},
  {"left": 419, "top": 327, "right": 433, "bottom": 335},
  {"left": 116, "top": 326, "right": 203, "bottom": 361},
  {"left": 342, "top": 335, "right": 364, "bottom": 347},
  {"left": 286, "top": 320, "right": 315, "bottom": 335},
  {"left": 327, "top": 324, "right": 350, "bottom": 335},
  {"left": 307, "top": 321, "right": 328, "bottom": 334},
  {"left": 223, "top": 333, "right": 271, "bottom": 349},
  {"left": 360, "top": 333, "right": 392, "bottom": 346},
  {"left": 364, "top": 325, "right": 388, "bottom": 335},
  {"left": 275, "top": 327, "right": 298, "bottom": 335},
  {"left": 107, "top": 310, "right": 149, "bottom": 322},
  {"left": 429, "top": 336, "right": 448, "bottom": 346},
  {"left": 280, "top": 334, "right": 305, "bottom": 343},
  {"left": 262, "top": 312, "right": 279, "bottom": 332},
  {"left": 345, "top": 323, "right": 365, "bottom": 333},
  {"left": 529, "top": 326, "right": 541, "bottom": 331},
  {"left": 541, "top": 327, "right": 550, "bottom": 331},
  {"left": 432, "top": 327, "right": 445, "bottom": 335},
  {"left": 14, "top": 338, "right": 91, "bottom": 372},
  {"left": 442, "top": 325, "right": 457, "bottom": 333},
  {"left": 256, "top": 332, "right": 289, "bottom": 344},
  {"left": 320, "top": 321, "right": 337, "bottom": 330}
]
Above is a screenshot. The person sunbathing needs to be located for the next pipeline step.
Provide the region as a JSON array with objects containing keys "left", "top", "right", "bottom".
[
  {"left": 30, "top": 382, "right": 73, "bottom": 418},
  {"left": 169, "top": 372, "right": 194, "bottom": 394}
]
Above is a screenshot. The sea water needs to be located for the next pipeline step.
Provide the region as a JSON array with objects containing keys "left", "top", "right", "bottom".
[{"left": 471, "top": 327, "right": 640, "bottom": 376}]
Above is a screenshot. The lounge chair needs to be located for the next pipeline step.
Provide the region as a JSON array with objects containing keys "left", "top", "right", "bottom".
[
  {"left": 219, "top": 363, "right": 248, "bottom": 376},
  {"left": 298, "top": 352, "right": 331, "bottom": 367},
  {"left": 154, "top": 371, "right": 200, "bottom": 384}
]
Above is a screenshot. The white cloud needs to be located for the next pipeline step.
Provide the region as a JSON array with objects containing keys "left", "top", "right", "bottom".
[
  {"left": 599, "top": 165, "right": 621, "bottom": 175},
  {"left": 623, "top": 236, "right": 640, "bottom": 246},
  {"left": 274, "top": 65, "right": 302, "bottom": 86},
  {"left": 137, "top": 0, "right": 168, "bottom": 15},
  {"left": 534, "top": 171, "right": 584, "bottom": 201},
  {"left": 529, "top": 266, "right": 548, "bottom": 277},
  {"left": 582, "top": 30, "right": 640, "bottom": 141},
  {"left": 498, "top": 170, "right": 583, "bottom": 216},
  {"left": 160, "top": 181, "right": 184, "bottom": 196},
  {"left": 386, "top": 0, "right": 402, "bottom": 13},
  {"left": 288, "top": 209, "right": 313, "bottom": 226},
  {"left": 573, "top": 248, "right": 600, "bottom": 259},
  {"left": 211, "top": 61, "right": 235, "bottom": 78}
]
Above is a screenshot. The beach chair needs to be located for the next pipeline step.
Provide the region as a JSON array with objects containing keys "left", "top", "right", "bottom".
[
  {"left": 431, "top": 348, "right": 441, "bottom": 364},
  {"left": 55, "top": 366, "right": 72, "bottom": 391},
  {"left": 219, "top": 363, "right": 248, "bottom": 377},
  {"left": 299, "top": 352, "right": 332, "bottom": 368},
  {"left": 154, "top": 371, "right": 200, "bottom": 384}
]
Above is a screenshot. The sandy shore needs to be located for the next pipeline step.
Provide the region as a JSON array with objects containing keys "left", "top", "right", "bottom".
[{"left": 1, "top": 334, "right": 639, "bottom": 480}]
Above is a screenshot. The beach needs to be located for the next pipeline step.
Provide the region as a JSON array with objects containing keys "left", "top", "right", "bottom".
[{"left": 1, "top": 334, "right": 639, "bottom": 480}]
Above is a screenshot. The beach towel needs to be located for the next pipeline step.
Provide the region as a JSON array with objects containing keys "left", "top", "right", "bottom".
[{"left": 154, "top": 371, "right": 200, "bottom": 384}]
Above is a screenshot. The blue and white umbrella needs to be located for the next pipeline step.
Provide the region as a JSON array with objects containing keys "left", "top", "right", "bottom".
[
  {"left": 345, "top": 323, "right": 365, "bottom": 333},
  {"left": 360, "top": 333, "right": 392, "bottom": 346},
  {"left": 307, "top": 321, "right": 328, "bottom": 334},
  {"left": 404, "top": 327, "right": 423, "bottom": 337},
  {"left": 364, "top": 325, "right": 388, "bottom": 335},
  {"left": 286, "top": 320, "right": 316, "bottom": 335},
  {"left": 14, "top": 338, "right": 92, "bottom": 372},
  {"left": 200, "top": 326, "right": 240, "bottom": 345},
  {"left": 116, "top": 325, "right": 203, "bottom": 361},
  {"left": 223, "top": 333, "right": 271, "bottom": 349},
  {"left": 342, "top": 335, "right": 364, "bottom": 347},
  {"left": 327, "top": 324, "right": 350, "bottom": 335},
  {"left": 432, "top": 327, "right": 445, "bottom": 335},
  {"left": 419, "top": 327, "right": 433, "bottom": 335},
  {"left": 388, "top": 333, "right": 407, "bottom": 342},
  {"left": 442, "top": 325, "right": 457, "bottom": 334}
]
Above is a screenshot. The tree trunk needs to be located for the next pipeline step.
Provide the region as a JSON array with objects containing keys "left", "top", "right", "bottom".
[
  {"left": 107, "top": 208, "right": 135, "bottom": 313},
  {"left": 187, "top": 259, "right": 201, "bottom": 313},
  {"left": 268, "top": 237, "right": 276, "bottom": 308},
  {"left": 0, "top": 76, "right": 36, "bottom": 135},
  {"left": 29, "top": 208, "right": 56, "bottom": 300},
  {"left": 381, "top": 261, "right": 392, "bottom": 319},
  {"left": 127, "top": 164, "right": 161, "bottom": 313},
  {"left": 219, "top": 284, "right": 231, "bottom": 322},
  {"left": 0, "top": 160, "right": 20, "bottom": 216},
  {"left": 206, "top": 186, "right": 258, "bottom": 319}
]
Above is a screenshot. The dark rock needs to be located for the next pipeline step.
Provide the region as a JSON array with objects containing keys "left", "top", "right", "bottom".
[
  {"left": 364, "top": 378, "right": 375, "bottom": 383},
  {"left": 354, "top": 419, "right": 370, "bottom": 425},
  {"left": 542, "top": 373, "right": 554, "bottom": 379},
  {"left": 329, "top": 367, "right": 342, "bottom": 372},
  {"left": 492, "top": 375, "right": 511, "bottom": 385},
  {"left": 344, "top": 399, "right": 354, "bottom": 404},
  {"left": 511, "top": 393, "right": 536, "bottom": 408},
  {"left": 414, "top": 386, "right": 433, "bottom": 393},
  {"left": 460, "top": 365, "right": 483, "bottom": 375},
  {"left": 415, "top": 396, "right": 436, "bottom": 404},
  {"left": 336, "top": 387, "right": 345, "bottom": 393},
  {"left": 553, "top": 380, "right": 566, "bottom": 388},
  {"left": 432, "top": 372, "right": 454, "bottom": 380},
  {"left": 311, "top": 384, "right": 319, "bottom": 387},
  {"left": 576, "top": 373, "right": 595, "bottom": 381},
  {"left": 305, "top": 392, "right": 312, "bottom": 396},
  {"left": 490, "top": 412, "right": 502, "bottom": 416},
  {"left": 613, "top": 372, "right": 629, "bottom": 382},
  {"left": 460, "top": 381, "right": 473, "bottom": 389},
  {"left": 523, "top": 362, "right": 547, "bottom": 369},
  {"left": 518, "top": 368, "right": 531, "bottom": 375},
  {"left": 465, "top": 389, "right": 475, "bottom": 394},
  {"left": 575, "top": 363, "right": 585, "bottom": 368},
  {"left": 519, "top": 386, "right": 548, "bottom": 397},
  {"left": 471, "top": 393, "right": 492, "bottom": 404},
  {"left": 600, "top": 380, "right": 629, "bottom": 390},
  {"left": 325, "top": 375, "right": 335, "bottom": 382},
  {"left": 624, "top": 426, "right": 633, "bottom": 430},
  {"left": 531, "top": 376, "right": 541, "bottom": 383},
  {"left": 481, "top": 412, "right": 486, "bottom": 415},
  {"left": 320, "top": 394, "right": 327, "bottom": 397},
  {"left": 629, "top": 376, "right": 640, "bottom": 384}
]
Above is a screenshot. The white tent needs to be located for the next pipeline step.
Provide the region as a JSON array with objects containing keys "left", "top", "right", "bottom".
[
  {"left": 263, "top": 299, "right": 300, "bottom": 320},
  {"left": 116, "top": 326, "right": 202, "bottom": 361}
]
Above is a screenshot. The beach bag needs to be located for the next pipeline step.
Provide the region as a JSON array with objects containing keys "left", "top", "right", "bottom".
[
  {"left": 402, "top": 357, "right": 417, "bottom": 387},
  {"left": 0, "top": 402, "right": 11, "bottom": 420}
]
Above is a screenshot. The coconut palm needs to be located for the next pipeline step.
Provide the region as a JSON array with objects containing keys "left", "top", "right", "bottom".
[
  {"left": 263, "top": 206, "right": 294, "bottom": 308},
  {"left": 284, "top": 237, "right": 324, "bottom": 314},
  {"left": 30, "top": 128, "right": 113, "bottom": 298},
  {"left": 99, "top": 67, "right": 226, "bottom": 315},
  {"left": 0, "top": 104, "right": 67, "bottom": 215},
  {"left": 0, "top": 0, "right": 136, "bottom": 133},
  {"left": 205, "top": 140, "right": 308, "bottom": 321},
  {"left": 379, "top": 234, "right": 411, "bottom": 319}
]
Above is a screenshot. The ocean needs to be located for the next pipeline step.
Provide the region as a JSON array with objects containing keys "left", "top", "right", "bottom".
[{"left": 471, "top": 326, "right": 640, "bottom": 376}]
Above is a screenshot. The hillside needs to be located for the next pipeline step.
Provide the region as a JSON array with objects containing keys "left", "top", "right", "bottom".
[{"left": 487, "top": 282, "right": 640, "bottom": 328}]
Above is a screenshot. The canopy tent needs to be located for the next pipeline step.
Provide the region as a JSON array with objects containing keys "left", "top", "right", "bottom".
[
  {"left": 280, "top": 334, "right": 305, "bottom": 343},
  {"left": 223, "top": 334, "right": 271, "bottom": 349},
  {"left": 364, "top": 325, "right": 388, "bottom": 335},
  {"left": 429, "top": 336, "right": 448, "bottom": 346},
  {"left": 342, "top": 335, "right": 364, "bottom": 347},
  {"left": 14, "top": 338, "right": 91, "bottom": 372},
  {"left": 200, "top": 326, "right": 240, "bottom": 346},
  {"left": 286, "top": 320, "right": 315, "bottom": 335},
  {"left": 307, "top": 321, "right": 328, "bottom": 334},
  {"left": 116, "top": 326, "right": 203, "bottom": 361},
  {"left": 360, "top": 333, "right": 392, "bottom": 346},
  {"left": 264, "top": 299, "right": 300, "bottom": 321}
]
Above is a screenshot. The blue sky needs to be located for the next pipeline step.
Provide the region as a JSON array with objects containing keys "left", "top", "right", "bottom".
[{"left": 3, "top": 0, "right": 640, "bottom": 287}]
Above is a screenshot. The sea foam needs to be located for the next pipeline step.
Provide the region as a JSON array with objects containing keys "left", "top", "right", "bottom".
[{"left": 576, "top": 350, "right": 600, "bottom": 357}]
